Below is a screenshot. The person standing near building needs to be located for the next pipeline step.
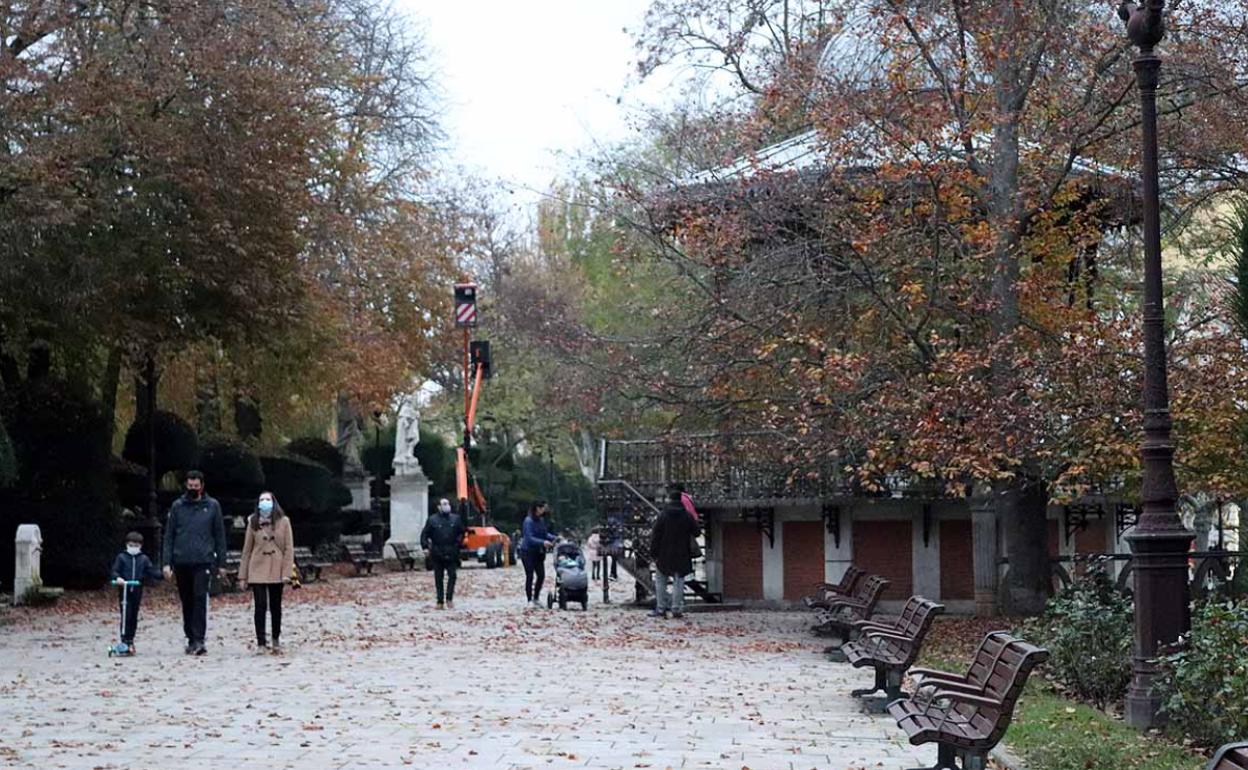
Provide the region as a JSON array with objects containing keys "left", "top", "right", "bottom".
[
  {"left": 421, "top": 498, "right": 466, "bottom": 609},
  {"left": 162, "top": 470, "right": 227, "bottom": 655},
  {"left": 520, "top": 501, "right": 557, "bottom": 607},
  {"left": 585, "top": 528, "right": 602, "bottom": 581},
  {"left": 650, "top": 489, "right": 698, "bottom": 619},
  {"left": 238, "top": 491, "right": 295, "bottom": 653}
]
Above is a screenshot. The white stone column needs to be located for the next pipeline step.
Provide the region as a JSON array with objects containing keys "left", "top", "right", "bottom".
[
  {"left": 825, "top": 504, "right": 853, "bottom": 583},
  {"left": 971, "top": 497, "right": 999, "bottom": 617},
  {"left": 344, "top": 474, "right": 371, "bottom": 511},
  {"left": 387, "top": 472, "right": 429, "bottom": 555},
  {"left": 13, "top": 524, "right": 42, "bottom": 606},
  {"left": 912, "top": 505, "right": 941, "bottom": 600},
  {"left": 761, "top": 510, "right": 784, "bottom": 602}
]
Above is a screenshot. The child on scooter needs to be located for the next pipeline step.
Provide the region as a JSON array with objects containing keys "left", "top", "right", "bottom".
[{"left": 109, "top": 532, "right": 163, "bottom": 655}]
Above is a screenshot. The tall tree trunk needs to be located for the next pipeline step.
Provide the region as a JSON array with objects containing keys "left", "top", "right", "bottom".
[
  {"left": 100, "top": 347, "right": 123, "bottom": 446},
  {"left": 998, "top": 476, "right": 1052, "bottom": 615},
  {"left": 987, "top": 6, "right": 1051, "bottom": 615},
  {"left": 234, "top": 389, "right": 262, "bottom": 441},
  {"left": 195, "top": 368, "right": 222, "bottom": 435}
]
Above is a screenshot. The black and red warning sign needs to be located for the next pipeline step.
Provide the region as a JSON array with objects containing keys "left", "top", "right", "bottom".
[{"left": 454, "top": 282, "right": 478, "bottom": 328}]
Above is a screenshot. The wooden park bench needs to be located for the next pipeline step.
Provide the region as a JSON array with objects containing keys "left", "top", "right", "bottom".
[
  {"left": 387, "top": 542, "right": 421, "bottom": 571},
  {"left": 842, "top": 596, "right": 946, "bottom": 711},
  {"left": 293, "top": 547, "right": 329, "bottom": 583},
  {"left": 811, "top": 573, "right": 890, "bottom": 652},
  {"left": 221, "top": 550, "right": 243, "bottom": 592},
  {"left": 1209, "top": 742, "right": 1248, "bottom": 770},
  {"left": 342, "top": 543, "right": 383, "bottom": 575},
  {"left": 908, "top": 631, "right": 1018, "bottom": 698},
  {"left": 887, "top": 635, "right": 1048, "bottom": 770},
  {"left": 802, "top": 565, "right": 866, "bottom": 609}
]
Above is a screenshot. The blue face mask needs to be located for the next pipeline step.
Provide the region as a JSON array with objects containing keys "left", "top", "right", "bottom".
[{"left": 258, "top": 499, "right": 274, "bottom": 516}]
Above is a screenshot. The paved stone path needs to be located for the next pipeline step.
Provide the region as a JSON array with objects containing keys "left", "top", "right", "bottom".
[{"left": 0, "top": 565, "right": 935, "bottom": 769}]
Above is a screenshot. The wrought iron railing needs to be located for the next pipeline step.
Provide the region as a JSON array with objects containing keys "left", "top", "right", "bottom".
[{"left": 600, "top": 433, "right": 937, "bottom": 503}]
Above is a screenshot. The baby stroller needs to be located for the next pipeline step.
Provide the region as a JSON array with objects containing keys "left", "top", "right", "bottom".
[{"left": 547, "top": 541, "right": 589, "bottom": 611}]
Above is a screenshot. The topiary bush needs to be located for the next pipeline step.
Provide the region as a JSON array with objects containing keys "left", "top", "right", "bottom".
[
  {"left": 1024, "top": 565, "right": 1133, "bottom": 708},
  {"left": 1159, "top": 600, "right": 1248, "bottom": 748},
  {"left": 197, "top": 436, "right": 265, "bottom": 499},
  {"left": 122, "top": 410, "right": 199, "bottom": 478},
  {"left": 260, "top": 454, "right": 331, "bottom": 513},
  {"left": 287, "top": 437, "right": 344, "bottom": 478},
  {"left": 0, "top": 379, "right": 117, "bottom": 588}
]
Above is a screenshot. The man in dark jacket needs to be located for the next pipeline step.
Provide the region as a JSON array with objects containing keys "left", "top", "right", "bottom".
[
  {"left": 422, "top": 498, "right": 466, "bottom": 609},
  {"left": 161, "top": 470, "right": 227, "bottom": 655},
  {"left": 649, "top": 489, "right": 699, "bottom": 619}
]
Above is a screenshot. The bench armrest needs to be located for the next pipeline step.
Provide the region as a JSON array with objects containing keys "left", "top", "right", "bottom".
[
  {"left": 823, "top": 598, "right": 867, "bottom": 612},
  {"left": 932, "top": 690, "right": 1003, "bottom": 710},
  {"left": 863, "top": 629, "right": 912, "bottom": 644},
  {"left": 914, "top": 679, "right": 981, "bottom": 697},
  {"left": 853, "top": 620, "right": 897, "bottom": 632},
  {"left": 907, "top": 667, "right": 962, "bottom": 680}
]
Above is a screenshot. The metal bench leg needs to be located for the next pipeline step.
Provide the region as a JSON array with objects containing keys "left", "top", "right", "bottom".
[
  {"left": 852, "top": 667, "right": 887, "bottom": 698},
  {"left": 960, "top": 749, "right": 987, "bottom": 770},
  {"left": 906, "top": 743, "right": 959, "bottom": 770}
]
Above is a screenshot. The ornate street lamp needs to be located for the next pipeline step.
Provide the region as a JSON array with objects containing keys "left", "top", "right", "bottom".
[{"left": 1118, "top": 0, "right": 1195, "bottom": 729}]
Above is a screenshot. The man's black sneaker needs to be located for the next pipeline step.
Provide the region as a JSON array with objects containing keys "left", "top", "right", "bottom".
[
  {"left": 193, "top": 642, "right": 207, "bottom": 656},
  {"left": 185, "top": 642, "right": 195, "bottom": 655}
]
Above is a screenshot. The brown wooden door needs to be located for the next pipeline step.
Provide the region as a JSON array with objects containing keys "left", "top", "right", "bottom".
[
  {"left": 722, "top": 522, "right": 764, "bottom": 600},
  {"left": 783, "top": 520, "right": 825, "bottom": 601}
]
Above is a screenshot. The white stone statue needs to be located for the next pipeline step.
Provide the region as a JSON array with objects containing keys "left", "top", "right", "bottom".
[{"left": 392, "top": 396, "right": 424, "bottom": 477}]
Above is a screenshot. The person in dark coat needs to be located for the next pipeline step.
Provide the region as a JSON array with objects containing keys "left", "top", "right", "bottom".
[
  {"left": 421, "top": 498, "right": 466, "bottom": 609},
  {"left": 649, "top": 489, "right": 699, "bottom": 619},
  {"left": 161, "top": 470, "right": 227, "bottom": 655}
]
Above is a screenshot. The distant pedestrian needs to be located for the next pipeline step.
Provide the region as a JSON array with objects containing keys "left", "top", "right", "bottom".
[
  {"left": 422, "top": 498, "right": 466, "bottom": 609},
  {"left": 238, "top": 491, "right": 295, "bottom": 654},
  {"left": 586, "top": 529, "right": 602, "bottom": 581},
  {"left": 649, "top": 489, "right": 698, "bottom": 619},
  {"left": 109, "top": 532, "right": 163, "bottom": 655},
  {"left": 162, "top": 470, "right": 227, "bottom": 655},
  {"left": 519, "top": 500, "right": 557, "bottom": 608}
]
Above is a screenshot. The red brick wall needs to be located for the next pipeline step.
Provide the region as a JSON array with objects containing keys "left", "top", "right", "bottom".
[
  {"left": 722, "top": 522, "right": 763, "bottom": 600},
  {"left": 1047, "top": 519, "right": 1060, "bottom": 558},
  {"left": 939, "top": 519, "right": 974, "bottom": 600},
  {"left": 1074, "top": 518, "right": 1106, "bottom": 576},
  {"left": 783, "top": 521, "right": 825, "bottom": 601},
  {"left": 853, "top": 519, "right": 913, "bottom": 600}
]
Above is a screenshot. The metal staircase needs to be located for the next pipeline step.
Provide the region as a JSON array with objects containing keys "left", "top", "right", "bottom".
[{"left": 596, "top": 478, "right": 722, "bottom": 605}]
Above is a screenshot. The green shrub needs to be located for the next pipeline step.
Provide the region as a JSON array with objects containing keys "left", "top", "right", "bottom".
[
  {"left": 1025, "top": 566, "right": 1133, "bottom": 707},
  {"left": 1159, "top": 600, "right": 1248, "bottom": 747},
  {"left": 197, "top": 436, "right": 265, "bottom": 499},
  {"left": 287, "top": 437, "right": 345, "bottom": 478},
  {"left": 0, "top": 417, "right": 17, "bottom": 488},
  {"left": 329, "top": 479, "right": 353, "bottom": 509},
  {"left": 0, "top": 379, "right": 117, "bottom": 588},
  {"left": 122, "top": 410, "right": 199, "bottom": 477}
]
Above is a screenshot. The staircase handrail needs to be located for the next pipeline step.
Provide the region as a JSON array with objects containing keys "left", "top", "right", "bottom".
[{"left": 597, "top": 478, "right": 663, "bottom": 517}]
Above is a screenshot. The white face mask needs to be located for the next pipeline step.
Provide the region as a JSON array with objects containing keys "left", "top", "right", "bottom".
[{"left": 126, "top": 545, "right": 142, "bottom": 556}]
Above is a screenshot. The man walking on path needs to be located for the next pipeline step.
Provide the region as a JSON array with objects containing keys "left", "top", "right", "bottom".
[
  {"left": 650, "top": 489, "right": 698, "bottom": 619},
  {"left": 421, "top": 498, "right": 466, "bottom": 609},
  {"left": 162, "top": 470, "right": 227, "bottom": 655}
]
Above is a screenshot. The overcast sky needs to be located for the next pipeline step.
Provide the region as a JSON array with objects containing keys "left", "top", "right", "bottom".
[{"left": 401, "top": 0, "right": 673, "bottom": 207}]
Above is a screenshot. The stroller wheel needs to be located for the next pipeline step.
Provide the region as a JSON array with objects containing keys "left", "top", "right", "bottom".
[{"left": 546, "top": 592, "right": 554, "bottom": 609}]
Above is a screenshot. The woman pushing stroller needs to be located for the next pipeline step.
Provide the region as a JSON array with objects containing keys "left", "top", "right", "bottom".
[{"left": 519, "top": 500, "right": 557, "bottom": 608}]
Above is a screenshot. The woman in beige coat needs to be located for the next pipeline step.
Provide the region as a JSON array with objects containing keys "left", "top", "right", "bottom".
[{"left": 239, "top": 491, "right": 295, "bottom": 653}]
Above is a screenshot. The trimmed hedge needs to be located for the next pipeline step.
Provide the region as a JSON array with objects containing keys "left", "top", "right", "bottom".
[
  {"left": 260, "top": 454, "right": 332, "bottom": 513},
  {"left": 1160, "top": 600, "right": 1248, "bottom": 747},
  {"left": 0, "top": 379, "right": 117, "bottom": 588},
  {"left": 287, "top": 437, "right": 345, "bottom": 478},
  {"left": 197, "top": 436, "right": 265, "bottom": 499},
  {"left": 122, "top": 410, "right": 199, "bottom": 478}
]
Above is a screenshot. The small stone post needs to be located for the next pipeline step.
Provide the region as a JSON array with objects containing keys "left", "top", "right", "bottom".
[{"left": 13, "top": 524, "right": 43, "bottom": 606}]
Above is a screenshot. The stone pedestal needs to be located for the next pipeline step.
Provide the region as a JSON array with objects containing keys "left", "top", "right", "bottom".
[
  {"left": 13, "top": 524, "right": 42, "bottom": 606},
  {"left": 971, "top": 497, "right": 1000, "bottom": 617},
  {"left": 387, "top": 472, "right": 430, "bottom": 555},
  {"left": 344, "top": 474, "right": 371, "bottom": 511}
]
